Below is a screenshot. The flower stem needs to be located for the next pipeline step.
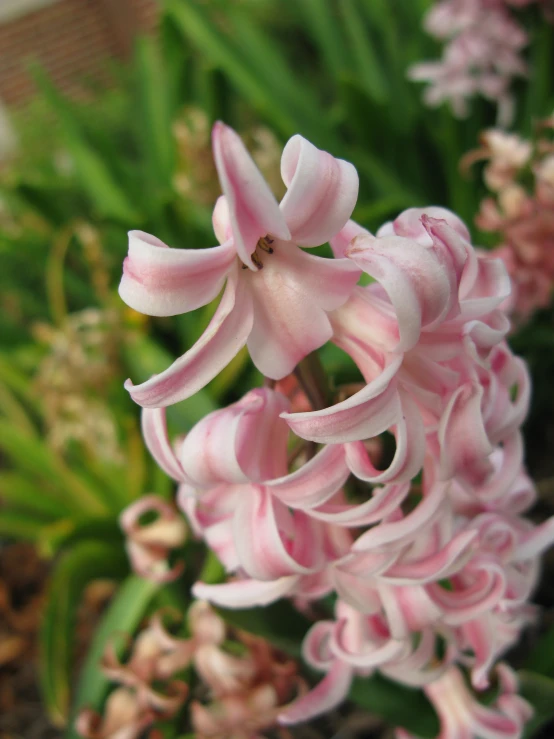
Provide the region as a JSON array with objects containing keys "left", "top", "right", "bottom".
[{"left": 294, "top": 352, "right": 328, "bottom": 411}]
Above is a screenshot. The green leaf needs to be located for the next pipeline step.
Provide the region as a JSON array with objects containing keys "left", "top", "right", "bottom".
[
  {"left": 0, "top": 472, "right": 66, "bottom": 519},
  {"left": 65, "top": 575, "right": 161, "bottom": 739},
  {"left": 167, "top": 0, "right": 298, "bottom": 136},
  {"left": 525, "top": 625, "right": 554, "bottom": 677},
  {"left": 40, "top": 541, "right": 128, "bottom": 725},
  {"left": 216, "top": 599, "right": 311, "bottom": 658},
  {"left": 519, "top": 670, "right": 554, "bottom": 738},
  {"left": 134, "top": 36, "right": 175, "bottom": 190},
  {"left": 349, "top": 674, "right": 439, "bottom": 737},
  {"left": 299, "top": 0, "right": 350, "bottom": 78},
  {"left": 339, "top": 0, "right": 388, "bottom": 103},
  {"left": 0, "top": 510, "right": 48, "bottom": 540},
  {"left": 0, "top": 420, "right": 109, "bottom": 516},
  {"left": 31, "top": 66, "right": 138, "bottom": 223}
]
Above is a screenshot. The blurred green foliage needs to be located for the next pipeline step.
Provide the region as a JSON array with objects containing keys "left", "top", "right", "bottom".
[{"left": 0, "top": 0, "right": 553, "bottom": 735}]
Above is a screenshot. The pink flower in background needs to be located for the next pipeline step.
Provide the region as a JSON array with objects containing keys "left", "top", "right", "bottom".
[
  {"left": 467, "top": 122, "right": 554, "bottom": 321},
  {"left": 409, "top": 0, "right": 529, "bottom": 125},
  {"left": 120, "top": 495, "right": 187, "bottom": 583},
  {"left": 119, "top": 123, "right": 360, "bottom": 407}
]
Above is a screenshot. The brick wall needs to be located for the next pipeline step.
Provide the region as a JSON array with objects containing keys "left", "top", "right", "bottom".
[{"left": 0, "top": 0, "right": 159, "bottom": 108}]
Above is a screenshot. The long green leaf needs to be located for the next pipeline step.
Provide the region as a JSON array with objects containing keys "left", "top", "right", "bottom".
[
  {"left": 31, "top": 66, "right": 138, "bottom": 223},
  {"left": 350, "top": 675, "right": 438, "bottom": 737},
  {"left": 0, "top": 420, "right": 109, "bottom": 516},
  {"left": 65, "top": 575, "right": 160, "bottom": 739},
  {"left": 40, "top": 541, "right": 128, "bottom": 725},
  {"left": 339, "top": 0, "right": 388, "bottom": 103},
  {"left": 520, "top": 670, "right": 554, "bottom": 738},
  {"left": 0, "top": 472, "right": 65, "bottom": 518},
  {"left": 134, "top": 37, "right": 175, "bottom": 189},
  {"left": 167, "top": 0, "right": 298, "bottom": 135}
]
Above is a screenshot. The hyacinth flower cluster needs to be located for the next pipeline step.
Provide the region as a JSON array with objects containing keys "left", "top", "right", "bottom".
[
  {"left": 409, "top": 0, "right": 537, "bottom": 125},
  {"left": 117, "top": 123, "right": 554, "bottom": 737},
  {"left": 463, "top": 123, "right": 554, "bottom": 323}
]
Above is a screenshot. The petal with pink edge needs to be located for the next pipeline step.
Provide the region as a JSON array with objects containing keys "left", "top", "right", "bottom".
[
  {"left": 124, "top": 265, "right": 254, "bottom": 407},
  {"left": 266, "top": 444, "right": 350, "bottom": 509},
  {"left": 279, "top": 135, "right": 359, "bottom": 246},
  {"left": 192, "top": 575, "right": 298, "bottom": 608},
  {"left": 178, "top": 388, "right": 288, "bottom": 487},
  {"left": 438, "top": 382, "right": 494, "bottom": 487},
  {"left": 119, "top": 230, "right": 235, "bottom": 316},
  {"left": 347, "top": 233, "right": 454, "bottom": 351},
  {"left": 212, "top": 122, "right": 290, "bottom": 269},
  {"left": 278, "top": 660, "right": 353, "bottom": 725},
  {"left": 345, "top": 393, "right": 425, "bottom": 484},
  {"left": 282, "top": 356, "right": 402, "bottom": 444},
  {"left": 233, "top": 488, "right": 322, "bottom": 580},
  {"left": 330, "top": 219, "right": 368, "bottom": 258},
  {"left": 141, "top": 407, "right": 186, "bottom": 482}
]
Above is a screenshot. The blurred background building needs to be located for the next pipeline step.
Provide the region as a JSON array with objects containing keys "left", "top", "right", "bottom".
[{"left": 0, "top": 0, "right": 159, "bottom": 157}]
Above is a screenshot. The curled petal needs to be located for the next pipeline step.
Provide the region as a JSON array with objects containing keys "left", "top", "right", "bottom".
[
  {"left": 179, "top": 388, "right": 289, "bottom": 486},
  {"left": 280, "top": 135, "right": 359, "bottom": 246},
  {"left": 345, "top": 392, "right": 425, "bottom": 484},
  {"left": 381, "top": 530, "right": 477, "bottom": 585},
  {"left": 282, "top": 356, "right": 402, "bottom": 444},
  {"left": 347, "top": 233, "right": 455, "bottom": 351},
  {"left": 233, "top": 488, "right": 322, "bottom": 579},
  {"left": 141, "top": 408, "right": 185, "bottom": 482},
  {"left": 390, "top": 207, "right": 470, "bottom": 243},
  {"left": 330, "top": 219, "right": 368, "bottom": 258},
  {"left": 429, "top": 558, "right": 507, "bottom": 625},
  {"left": 353, "top": 483, "right": 447, "bottom": 552},
  {"left": 278, "top": 660, "right": 353, "bottom": 725},
  {"left": 438, "top": 383, "right": 494, "bottom": 486},
  {"left": 310, "top": 482, "right": 409, "bottom": 527},
  {"left": 125, "top": 266, "right": 254, "bottom": 407},
  {"left": 192, "top": 576, "right": 299, "bottom": 608},
  {"left": 212, "top": 122, "right": 290, "bottom": 269},
  {"left": 330, "top": 619, "right": 410, "bottom": 668},
  {"left": 266, "top": 444, "right": 349, "bottom": 508},
  {"left": 119, "top": 230, "right": 235, "bottom": 316}
]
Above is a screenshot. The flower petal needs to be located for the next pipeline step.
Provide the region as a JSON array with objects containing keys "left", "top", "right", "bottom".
[
  {"left": 246, "top": 244, "right": 360, "bottom": 379},
  {"left": 347, "top": 233, "right": 455, "bottom": 351},
  {"left": 212, "top": 122, "right": 290, "bottom": 269},
  {"left": 278, "top": 660, "right": 353, "bottom": 725},
  {"left": 345, "top": 393, "right": 425, "bottom": 484},
  {"left": 438, "top": 382, "right": 494, "bottom": 487},
  {"left": 192, "top": 576, "right": 298, "bottom": 608},
  {"left": 330, "top": 219, "right": 368, "bottom": 258},
  {"left": 266, "top": 444, "right": 350, "bottom": 508},
  {"left": 282, "top": 356, "right": 402, "bottom": 444},
  {"left": 233, "top": 488, "right": 322, "bottom": 579},
  {"left": 141, "top": 407, "right": 186, "bottom": 482},
  {"left": 124, "top": 265, "right": 254, "bottom": 407},
  {"left": 280, "top": 135, "right": 359, "bottom": 246},
  {"left": 179, "top": 388, "right": 289, "bottom": 486},
  {"left": 119, "top": 230, "right": 235, "bottom": 316}
]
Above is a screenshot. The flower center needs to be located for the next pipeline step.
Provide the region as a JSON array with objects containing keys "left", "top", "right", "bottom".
[{"left": 242, "top": 235, "right": 275, "bottom": 270}]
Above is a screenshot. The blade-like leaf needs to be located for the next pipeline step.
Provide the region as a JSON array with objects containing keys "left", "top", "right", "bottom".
[
  {"left": 40, "top": 541, "right": 128, "bottom": 725},
  {"left": 65, "top": 575, "right": 161, "bottom": 739}
]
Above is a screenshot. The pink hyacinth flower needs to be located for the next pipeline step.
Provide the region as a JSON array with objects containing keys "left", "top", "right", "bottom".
[
  {"left": 119, "top": 123, "right": 360, "bottom": 407},
  {"left": 396, "top": 664, "right": 532, "bottom": 739}
]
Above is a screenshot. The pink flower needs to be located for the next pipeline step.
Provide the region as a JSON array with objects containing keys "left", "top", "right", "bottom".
[
  {"left": 119, "top": 495, "right": 187, "bottom": 583},
  {"left": 409, "top": 0, "right": 529, "bottom": 125},
  {"left": 76, "top": 688, "right": 154, "bottom": 739},
  {"left": 395, "top": 664, "right": 532, "bottom": 739},
  {"left": 119, "top": 123, "right": 360, "bottom": 407}
]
